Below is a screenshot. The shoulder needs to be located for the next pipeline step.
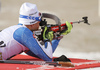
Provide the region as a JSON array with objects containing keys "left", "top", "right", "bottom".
[
  {"left": 14, "top": 26, "right": 33, "bottom": 36},
  {"left": 13, "top": 26, "right": 34, "bottom": 45},
  {"left": 13, "top": 26, "right": 33, "bottom": 39}
]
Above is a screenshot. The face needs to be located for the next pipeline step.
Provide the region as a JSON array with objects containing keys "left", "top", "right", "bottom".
[{"left": 30, "top": 21, "right": 40, "bottom": 31}]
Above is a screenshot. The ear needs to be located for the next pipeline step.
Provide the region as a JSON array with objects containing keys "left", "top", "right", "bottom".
[
  {"left": 25, "top": 25, "right": 33, "bottom": 30},
  {"left": 30, "top": 25, "right": 33, "bottom": 27},
  {"left": 30, "top": 24, "right": 34, "bottom": 27}
]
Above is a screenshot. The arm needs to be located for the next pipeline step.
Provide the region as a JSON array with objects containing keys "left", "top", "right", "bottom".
[
  {"left": 25, "top": 50, "right": 40, "bottom": 59},
  {"left": 51, "top": 39, "right": 60, "bottom": 53},
  {"left": 51, "top": 21, "right": 72, "bottom": 52},
  {"left": 13, "top": 27, "right": 53, "bottom": 61}
]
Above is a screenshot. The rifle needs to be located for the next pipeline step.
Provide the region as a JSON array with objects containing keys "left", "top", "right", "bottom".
[
  {"left": 35, "top": 13, "right": 90, "bottom": 41},
  {"left": 0, "top": 60, "right": 74, "bottom": 67}
]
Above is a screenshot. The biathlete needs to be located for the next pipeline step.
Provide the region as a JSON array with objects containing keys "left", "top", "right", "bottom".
[{"left": 0, "top": 2, "right": 72, "bottom": 61}]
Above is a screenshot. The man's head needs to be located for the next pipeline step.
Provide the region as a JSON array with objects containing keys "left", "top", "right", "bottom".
[{"left": 19, "top": 2, "right": 41, "bottom": 31}]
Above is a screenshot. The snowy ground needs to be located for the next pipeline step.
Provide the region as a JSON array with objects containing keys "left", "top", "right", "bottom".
[
  {"left": 80, "top": 67, "right": 100, "bottom": 70},
  {"left": 21, "top": 51, "right": 100, "bottom": 70}
]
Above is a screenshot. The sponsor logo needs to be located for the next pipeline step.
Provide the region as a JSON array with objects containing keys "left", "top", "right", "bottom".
[{"left": 51, "top": 27, "right": 59, "bottom": 30}]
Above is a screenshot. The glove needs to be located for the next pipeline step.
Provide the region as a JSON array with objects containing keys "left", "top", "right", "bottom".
[
  {"left": 61, "top": 21, "right": 72, "bottom": 35},
  {"left": 43, "top": 26, "right": 54, "bottom": 42}
]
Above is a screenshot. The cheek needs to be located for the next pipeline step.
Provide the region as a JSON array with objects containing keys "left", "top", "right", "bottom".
[
  {"left": 37, "top": 23, "right": 40, "bottom": 28},
  {"left": 35, "top": 24, "right": 39, "bottom": 30},
  {"left": 32, "top": 22, "right": 40, "bottom": 30}
]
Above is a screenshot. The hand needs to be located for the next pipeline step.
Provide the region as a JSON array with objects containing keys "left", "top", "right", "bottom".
[
  {"left": 43, "top": 26, "right": 54, "bottom": 42},
  {"left": 61, "top": 21, "right": 72, "bottom": 35}
]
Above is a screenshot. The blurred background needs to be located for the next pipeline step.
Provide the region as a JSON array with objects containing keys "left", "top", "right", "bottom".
[{"left": 0, "top": 0, "right": 100, "bottom": 60}]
